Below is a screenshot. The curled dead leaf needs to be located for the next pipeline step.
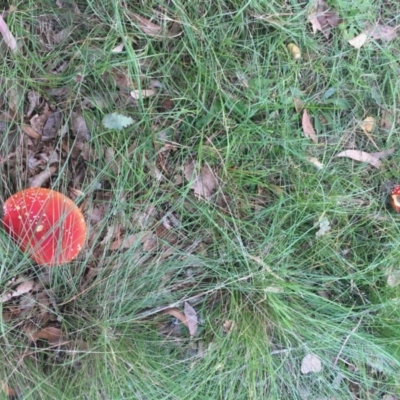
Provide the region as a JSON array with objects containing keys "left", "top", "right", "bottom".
[
  {"left": 30, "top": 326, "right": 65, "bottom": 345},
  {"left": 22, "top": 124, "right": 41, "bottom": 139}
]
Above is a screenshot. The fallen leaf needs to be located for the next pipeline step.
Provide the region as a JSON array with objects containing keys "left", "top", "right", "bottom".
[
  {"left": 184, "top": 302, "right": 198, "bottom": 337},
  {"left": 369, "top": 24, "right": 397, "bottom": 42},
  {"left": 30, "top": 327, "right": 64, "bottom": 345},
  {"left": 307, "top": 157, "right": 324, "bottom": 169},
  {"left": 348, "top": 33, "right": 368, "bottom": 49},
  {"left": 26, "top": 90, "right": 41, "bottom": 117},
  {"left": 129, "top": 13, "right": 163, "bottom": 38},
  {"left": 335, "top": 150, "right": 381, "bottom": 168},
  {"left": 308, "top": 0, "right": 341, "bottom": 38},
  {"left": 301, "top": 353, "right": 322, "bottom": 374},
  {"left": 42, "top": 110, "right": 62, "bottom": 140},
  {"left": 370, "top": 147, "right": 394, "bottom": 160},
  {"left": 293, "top": 97, "right": 304, "bottom": 114},
  {"left": 307, "top": 2, "right": 322, "bottom": 34},
  {"left": 71, "top": 111, "right": 90, "bottom": 141},
  {"left": 380, "top": 110, "right": 394, "bottom": 130},
  {"left": 22, "top": 124, "right": 41, "bottom": 139},
  {"left": 102, "top": 113, "right": 134, "bottom": 130},
  {"left": 28, "top": 166, "right": 57, "bottom": 188},
  {"left": 13, "top": 280, "right": 34, "bottom": 297},
  {"left": 130, "top": 89, "right": 156, "bottom": 99},
  {"left": 287, "top": 43, "right": 301, "bottom": 59},
  {"left": 162, "top": 307, "right": 190, "bottom": 331},
  {"left": 302, "top": 110, "right": 318, "bottom": 143},
  {"left": 184, "top": 161, "right": 217, "bottom": 200},
  {"left": 0, "top": 15, "right": 17, "bottom": 51},
  {"left": 111, "top": 42, "right": 125, "bottom": 53}
]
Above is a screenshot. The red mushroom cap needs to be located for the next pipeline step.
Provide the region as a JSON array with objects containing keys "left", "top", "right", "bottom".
[
  {"left": 2, "top": 188, "right": 86, "bottom": 266},
  {"left": 390, "top": 184, "right": 400, "bottom": 213}
]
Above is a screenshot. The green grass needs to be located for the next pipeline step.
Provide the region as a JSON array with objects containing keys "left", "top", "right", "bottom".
[{"left": 0, "top": 0, "right": 400, "bottom": 398}]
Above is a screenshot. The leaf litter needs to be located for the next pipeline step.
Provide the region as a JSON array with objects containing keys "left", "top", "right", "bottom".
[{"left": 307, "top": 0, "right": 341, "bottom": 38}]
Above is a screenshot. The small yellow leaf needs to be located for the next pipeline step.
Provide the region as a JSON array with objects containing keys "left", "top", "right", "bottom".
[
  {"left": 287, "top": 43, "right": 301, "bottom": 59},
  {"left": 361, "top": 116, "right": 375, "bottom": 133},
  {"left": 348, "top": 33, "right": 368, "bottom": 49}
]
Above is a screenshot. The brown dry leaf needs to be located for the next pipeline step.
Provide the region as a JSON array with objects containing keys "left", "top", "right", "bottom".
[
  {"left": 369, "top": 24, "right": 397, "bottom": 42},
  {"left": 129, "top": 13, "right": 163, "bottom": 38},
  {"left": 42, "top": 110, "right": 62, "bottom": 140},
  {"left": 30, "top": 326, "right": 64, "bottom": 345},
  {"left": 370, "top": 147, "right": 394, "bottom": 160},
  {"left": 348, "top": 33, "right": 368, "bottom": 49},
  {"left": 0, "top": 15, "right": 17, "bottom": 51},
  {"left": 184, "top": 161, "right": 218, "bottom": 200},
  {"left": 22, "top": 124, "right": 41, "bottom": 139},
  {"left": 335, "top": 150, "right": 382, "bottom": 169},
  {"left": 307, "top": 2, "right": 322, "bottom": 34},
  {"left": 293, "top": 97, "right": 304, "bottom": 114},
  {"left": 162, "top": 307, "right": 189, "bottom": 329},
  {"left": 71, "top": 111, "right": 90, "bottom": 141},
  {"left": 184, "top": 302, "right": 198, "bottom": 337},
  {"left": 381, "top": 110, "right": 394, "bottom": 130},
  {"left": 308, "top": 0, "right": 341, "bottom": 38},
  {"left": 302, "top": 110, "right": 318, "bottom": 143},
  {"left": 28, "top": 165, "right": 57, "bottom": 188},
  {"left": 26, "top": 90, "right": 41, "bottom": 117},
  {"left": 301, "top": 354, "right": 322, "bottom": 374}
]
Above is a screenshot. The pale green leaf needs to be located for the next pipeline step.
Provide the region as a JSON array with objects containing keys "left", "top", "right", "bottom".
[{"left": 102, "top": 113, "right": 134, "bottom": 131}]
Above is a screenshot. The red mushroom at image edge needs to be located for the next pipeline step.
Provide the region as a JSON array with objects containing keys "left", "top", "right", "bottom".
[
  {"left": 2, "top": 188, "right": 86, "bottom": 266},
  {"left": 390, "top": 185, "right": 400, "bottom": 213}
]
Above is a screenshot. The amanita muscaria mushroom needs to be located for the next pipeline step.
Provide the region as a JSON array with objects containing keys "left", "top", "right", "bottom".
[
  {"left": 390, "top": 185, "right": 400, "bottom": 213},
  {"left": 2, "top": 188, "right": 86, "bottom": 266}
]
